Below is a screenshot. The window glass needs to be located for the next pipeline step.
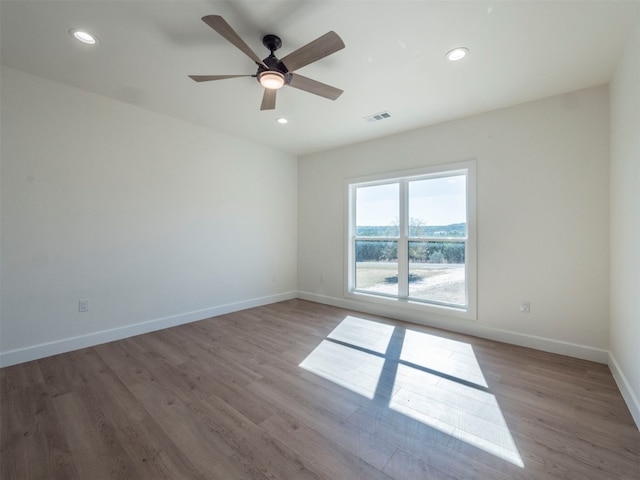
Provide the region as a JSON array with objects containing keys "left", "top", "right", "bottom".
[
  {"left": 355, "top": 240, "right": 398, "bottom": 296},
  {"left": 408, "top": 175, "right": 467, "bottom": 237},
  {"left": 356, "top": 183, "right": 399, "bottom": 237},
  {"left": 408, "top": 241, "right": 466, "bottom": 305}
]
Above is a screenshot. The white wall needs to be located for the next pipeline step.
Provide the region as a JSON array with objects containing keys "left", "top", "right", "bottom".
[
  {"left": 609, "top": 16, "right": 640, "bottom": 426},
  {"left": 0, "top": 66, "right": 298, "bottom": 366},
  {"left": 298, "top": 85, "right": 610, "bottom": 362}
]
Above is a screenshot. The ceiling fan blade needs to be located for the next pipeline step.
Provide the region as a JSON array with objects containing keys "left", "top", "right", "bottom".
[
  {"left": 260, "top": 89, "right": 277, "bottom": 110},
  {"left": 201, "top": 15, "right": 267, "bottom": 68},
  {"left": 279, "top": 31, "right": 345, "bottom": 72},
  {"left": 189, "top": 75, "right": 253, "bottom": 82},
  {"left": 288, "top": 74, "right": 343, "bottom": 101}
]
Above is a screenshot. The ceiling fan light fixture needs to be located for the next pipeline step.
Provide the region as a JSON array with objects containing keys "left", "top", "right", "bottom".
[
  {"left": 446, "top": 47, "right": 468, "bottom": 61},
  {"left": 259, "top": 71, "right": 285, "bottom": 90}
]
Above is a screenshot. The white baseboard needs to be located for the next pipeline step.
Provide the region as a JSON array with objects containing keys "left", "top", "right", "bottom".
[
  {"left": 608, "top": 352, "right": 640, "bottom": 429},
  {"left": 0, "top": 291, "right": 297, "bottom": 368},
  {"left": 297, "top": 291, "right": 610, "bottom": 364},
  {"left": 0, "top": 290, "right": 610, "bottom": 368}
]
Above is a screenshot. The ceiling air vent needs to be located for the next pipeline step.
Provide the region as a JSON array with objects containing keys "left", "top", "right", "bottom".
[{"left": 364, "top": 111, "right": 391, "bottom": 123}]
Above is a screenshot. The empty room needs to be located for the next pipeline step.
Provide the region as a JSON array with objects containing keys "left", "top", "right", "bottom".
[{"left": 1, "top": 1, "right": 639, "bottom": 479}]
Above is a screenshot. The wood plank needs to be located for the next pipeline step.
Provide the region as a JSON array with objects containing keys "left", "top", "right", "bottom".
[
  {"left": 382, "top": 448, "right": 462, "bottom": 480},
  {"left": 1, "top": 381, "right": 78, "bottom": 480},
  {"left": 128, "top": 379, "right": 268, "bottom": 479},
  {"left": 247, "top": 373, "right": 397, "bottom": 471},
  {"left": 260, "top": 414, "right": 394, "bottom": 480}
]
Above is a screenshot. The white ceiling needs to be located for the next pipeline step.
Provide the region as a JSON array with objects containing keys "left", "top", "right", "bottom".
[{"left": 1, "top": 1, "right": 638, "bottom": 156}]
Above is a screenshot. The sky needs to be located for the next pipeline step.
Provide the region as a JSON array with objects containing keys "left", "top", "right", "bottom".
[{"left": 356, "top": 174, "right": 466, "bottom": 227}]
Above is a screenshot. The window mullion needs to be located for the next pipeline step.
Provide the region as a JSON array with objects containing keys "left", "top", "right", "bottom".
[{"left": 398, "top": 181, "right": 409, "bottom": 298}]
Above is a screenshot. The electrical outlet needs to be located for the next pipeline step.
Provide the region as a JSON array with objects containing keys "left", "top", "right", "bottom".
[
  {"left": 79, "top": 299, "right": 89, "bottom": 312},
  {"left": 520, "top": 300, "right": 530, "bottom": 313}
]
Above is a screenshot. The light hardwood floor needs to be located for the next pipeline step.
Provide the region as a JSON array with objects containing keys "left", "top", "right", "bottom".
[{"left": 1, "top": 299, "right": 638, "bottom": 479}]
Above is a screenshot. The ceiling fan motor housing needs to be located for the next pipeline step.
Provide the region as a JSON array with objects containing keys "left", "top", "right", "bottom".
[{"left": 257, "top": 35, "right": 292, "bottom": 85}]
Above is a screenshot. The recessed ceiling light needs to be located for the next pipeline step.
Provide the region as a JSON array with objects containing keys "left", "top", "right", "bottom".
[
  {"left": 446, "top": 47, "right": 468, "bottom": 62},
  {"left": 69, "top": 29, "right": 98, "bottom": 45},
  {"left": 276, "top": 118, "right": 288, "bottom": 124}
]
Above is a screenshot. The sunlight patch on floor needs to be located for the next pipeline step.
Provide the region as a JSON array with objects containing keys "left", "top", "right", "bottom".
[
  {"left": 299, "top": 340, "right": 384, "bottom": 399},
  {"left": 327, "top": 315, "right": 395, "bottom": 354},
  {"left": 389, "top": 365, "right": 523, "bottom": 467},
  {"left": 299, "top": 316, "right": 524, "bottom": 468},
  {"left": 401, "top": 329, "right": 488, "bottom": 388}
]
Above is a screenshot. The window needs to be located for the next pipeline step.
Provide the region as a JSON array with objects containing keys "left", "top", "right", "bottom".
[{"left": 346, "top": 161, "right": 476, "bottom": 320}]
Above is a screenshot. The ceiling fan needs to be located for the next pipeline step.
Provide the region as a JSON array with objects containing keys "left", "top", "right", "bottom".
[{"left": 189, "top": 15, "right": 345, "bottom": 111}]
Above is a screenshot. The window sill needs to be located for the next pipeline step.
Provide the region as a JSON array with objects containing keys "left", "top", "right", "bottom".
[{"left": 344, "top": 290, "right": 477, "bottom": 322}]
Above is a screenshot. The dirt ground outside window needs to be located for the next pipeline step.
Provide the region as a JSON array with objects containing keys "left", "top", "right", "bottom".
[{"left": 355, "top": 262, "right": 465, "bottom": 305}]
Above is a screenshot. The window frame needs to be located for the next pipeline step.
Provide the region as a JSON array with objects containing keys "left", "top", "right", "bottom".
[{"left": 345, "top": 161, "right": 477, "bottom": 321}]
